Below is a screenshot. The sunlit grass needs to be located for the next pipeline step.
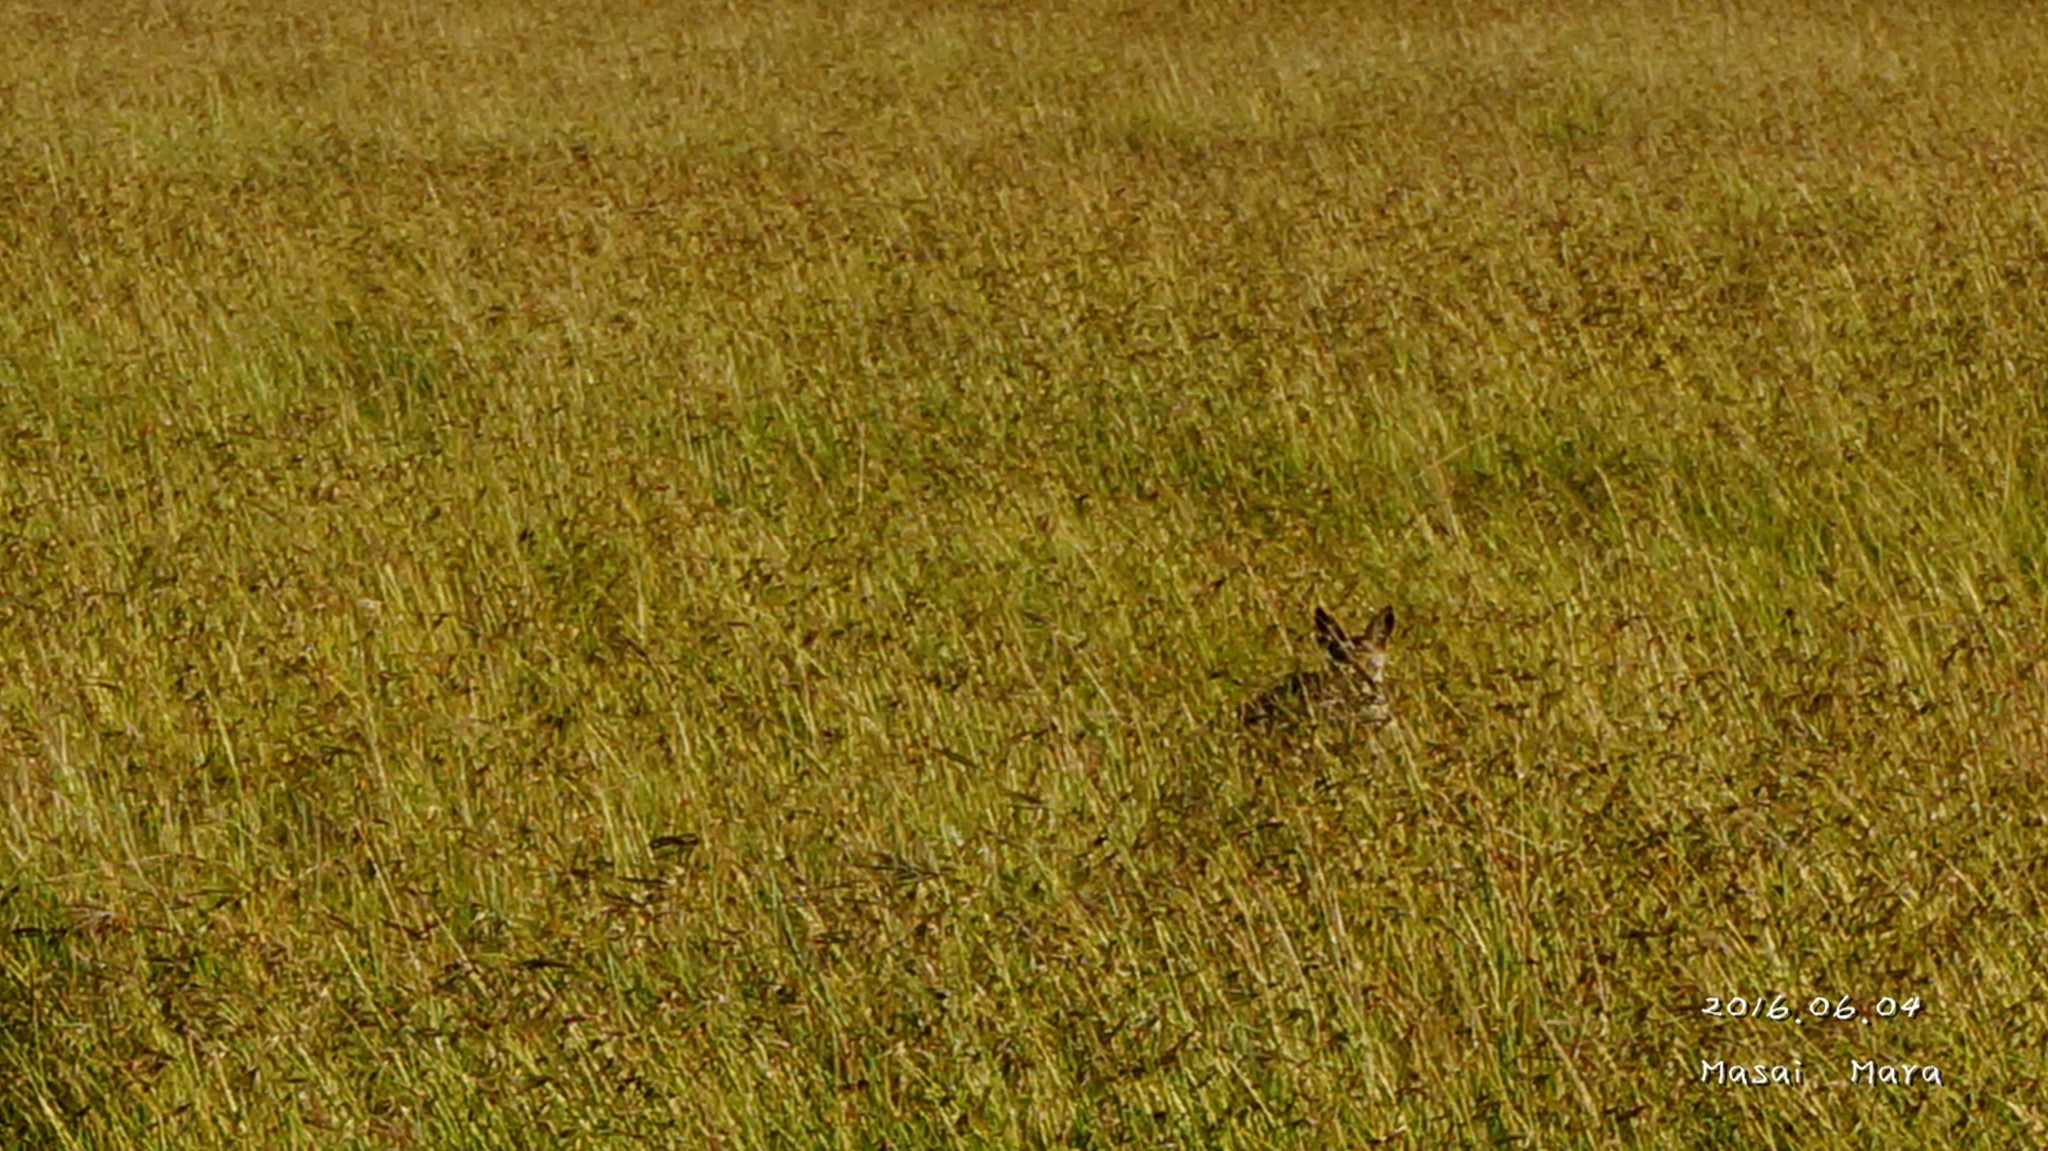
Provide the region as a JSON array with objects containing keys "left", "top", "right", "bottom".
[{"left": 4, "top": 0, "right": 2048, "bottom": 1146}]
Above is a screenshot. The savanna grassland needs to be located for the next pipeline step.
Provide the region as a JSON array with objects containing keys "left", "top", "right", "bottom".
[{"left": 5, "top": 0, "right": 2048, "bottom": 1146}]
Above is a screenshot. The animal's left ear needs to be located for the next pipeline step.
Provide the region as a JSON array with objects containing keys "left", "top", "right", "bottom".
[
  {"left": 1361, "top": 606, "right": 1394, "bottom": 651},
  {"left": 1356, "top": 606, "right": 1393, "bottom": 677},
  {"left": 1313, "top": 606, "right": 1353, "bottom": 663}
]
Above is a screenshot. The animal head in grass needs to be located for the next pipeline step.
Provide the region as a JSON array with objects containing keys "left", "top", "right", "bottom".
[{"left": 1240, "top": 605, "right": 1396, "bottom": 730}]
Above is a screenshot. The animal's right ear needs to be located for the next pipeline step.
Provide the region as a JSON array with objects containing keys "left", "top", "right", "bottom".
[{"left": 1314, "top": 606, "right": 1353, "bottom": 663}]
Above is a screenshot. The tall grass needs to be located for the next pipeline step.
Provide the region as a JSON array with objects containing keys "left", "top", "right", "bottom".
[{"left": 4, "top": 1, "right": 2048, "bottom": 1145}]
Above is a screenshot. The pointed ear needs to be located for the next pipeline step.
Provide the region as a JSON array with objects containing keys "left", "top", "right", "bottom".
[
  {"left": 1360, "top": 605, "right": 1395, "bottom": 651},
  {"left": 1313, "top": 606, "right": 1353, "bottom": 662}
]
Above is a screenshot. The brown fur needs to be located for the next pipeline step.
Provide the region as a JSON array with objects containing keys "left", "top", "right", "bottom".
[{"left": 1241, "top": 605, "right": 1396, "bottom": 730}]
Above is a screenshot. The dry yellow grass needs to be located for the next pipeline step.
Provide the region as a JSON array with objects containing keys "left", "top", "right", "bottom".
[{"left": 5, "top": 0, "right": 2048, "bottom": 1145}]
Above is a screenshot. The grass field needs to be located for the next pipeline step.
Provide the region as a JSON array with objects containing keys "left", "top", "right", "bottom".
[{"left": 6, "top": 0, "right": 2048, "bottom": 1145}]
